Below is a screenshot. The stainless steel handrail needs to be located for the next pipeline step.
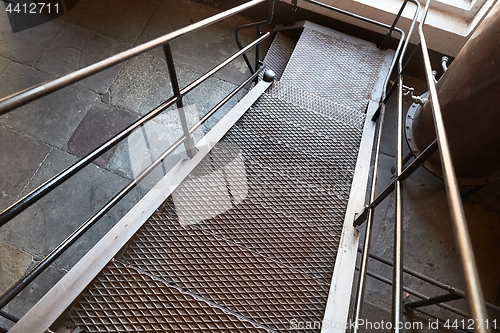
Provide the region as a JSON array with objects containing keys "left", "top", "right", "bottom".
[
  {"left": 417, "top": 1, "right": 490, "bottom": 331},
  {"left": 355, "top": 0, "right": 491, "bottom": 331},
  {"left": 352, "top": 1, "right": 421, "bottom": 332}
]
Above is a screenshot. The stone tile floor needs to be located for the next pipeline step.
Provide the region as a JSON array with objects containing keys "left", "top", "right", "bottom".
[{"left": 0, "top": 0, "right": 499, "bottom": 331}]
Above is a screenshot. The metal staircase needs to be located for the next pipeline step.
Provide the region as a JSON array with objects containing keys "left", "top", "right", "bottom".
[
  {"left": 0, "top": 0, "right": 494, "bottom": 332},
  {"left": 37, "top": 22, "right": 392, "bottom": 333}
]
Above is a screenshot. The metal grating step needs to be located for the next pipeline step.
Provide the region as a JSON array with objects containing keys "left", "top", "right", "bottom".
[
  {"left": 119, "top": 214, "right": 330, "bottom": 332},
  {"left": 280, "top": 23, "right": 390, "bottom": 112},
  {"left": 214, "top": 127, "right": 353, "bottom": 201},
  {"left": 266, "top": 80, "right": 366, "bottom": 129},
  {"left": 160, "top": 193, "right": 341, "bottom": 281},
  {"left": 261, "top": 31, "right": 300, "bottom": 80},
  {"left": 69, "top": 260, "right": 274, "bottom": 332},
  {"left": 236, "top": 96, "right": 362, "bottom": 166}
]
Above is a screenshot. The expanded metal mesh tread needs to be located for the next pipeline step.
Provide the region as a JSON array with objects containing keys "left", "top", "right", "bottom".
[
  {"left": 69, "top": 260, "right": 272, "bottom": 332},
  {"left": 266, "top": 81, "right": 366, "bottom": 129},
  {"left": 281, "top": 26, "right": 388, "bottom": 112},
  {"left": 158, "top": 194, "right": 341, "bottom": 281},
  {"left": 231, "top": 99, "right": 361, "bottom": 167},
  {"left": 222, "top": 127, "right": 354, "bottom": 198},
  {"left": 261, "top": 31, "right": 299, "bottom": 80},
  {"left": 120, "top": 215, "right": 330, "bottom": 332},
  {"left": 248, "top": 94, "right": 362, "bottom": 147}
]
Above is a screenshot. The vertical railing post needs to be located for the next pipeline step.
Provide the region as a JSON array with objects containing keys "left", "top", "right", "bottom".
[
  {"left": 255, "top": 26, "right": 261, "bottom": 72},
  {"left": 392, "top": 64, "right": 405, "bottom": 333},
  {"left": 163, "top": 42, "right": 198, "bottom": 159},
  {"left": 290, "top": 0, "right": 298, "bottom": 24}
]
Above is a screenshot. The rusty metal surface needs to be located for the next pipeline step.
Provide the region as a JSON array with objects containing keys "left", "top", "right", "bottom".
[
  {"left": 410, "top": 8, "right": 500, "bottom": 184},
  {"left": 267, "top": 81, "right": 366, "bottom": 129},
  {"left": 121, "top": 213, "right": 330, "bottom": 332}
]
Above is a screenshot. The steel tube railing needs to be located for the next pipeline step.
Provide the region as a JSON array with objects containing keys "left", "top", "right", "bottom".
[
  {"left": 418, "top": 0, "right": 490, "bottom": 331},
  {"left": 354, "top": 139, "right": 438, "bottom": 226},
  {"left": 235, "top": 0, "right": 275, "bottom": 74},
  {"left": 300, "top": 0, "right": 406, "bottom": 101},
  {"left": 356, "top": 0, "right": 491, "bottom": 330},
  {"left": 0, "top": 1, "right": 271, "bottom": 312},
  {"left": 380, "top": 0, "right": 410, "bottom": 50},
  {"left": 0, "top": 65, "right": 267, "bottom": 312},
  {"left": 0, "top": 0, "right": 266, "bottom": 115},
  {"left": 392, "top": 59, "right": 405, "bottom": 333},
  {"left": 183, "top": 33, "right": 269, "bottom": 95},
  {"left": 353, "top": 0, "right": 491, "bottom": 330},
  {"left": 352, "top": 104, "right": 385, "bottom": 333},
  {"left": 352, "top": 1, "right": 420, "bottom": 331},
  {"left": 0, "top": 95, "right": 175, "bottom": 228}
]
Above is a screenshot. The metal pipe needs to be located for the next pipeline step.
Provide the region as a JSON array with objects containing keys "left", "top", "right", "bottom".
[
  {"left": 356, "top": 266, "right": 471, "bottom": 320},
  {"left": 353, "top": 2, "right": 420, "bottom": 329},
  {"left": 380, "top": 0, "right": 409, "bottom": 50},
  {"left": 351, "top": 0, "right": 420, "bottom": 225},
  {"left": 290, "top": 0, "right": 298, "bottom": 24},
  {"left": 441, "top": 56, "right": 449, "bottom": 73},
  {"left": 0, "top": 310, "right": 19, "bottom": 323},
  {"left": 190, "top": 66, "right": 266, "bottom": 135},
  {"left": 392, "top": 62, "right": 404, "bottom": 333},
  {"left": 0, "top": 0, "right": 266, "bottom": 115},
  {"left": 0, "top": 66, "right": 266, "bottom": 310},
  {"left": 405, "top": 293, "right": 462, "bottom": 309},
  {"left": 389, "top": 44, "right": 421, "bottom": 100},
  {"left": 392, "top": 2, "right": 420, "bottom": 330},
  {"left": 411, "top": 5, "right": 500, "bottom": 185},
  {"left": 374, "top": 43, "right": 422, "bottom": 121},
  {"left": 0, "top": 133, "right": 189, "bottom": 310},
  {"left": 235, "top": 0, "right": 274, "bottom": 74},
  {"left": 0, "top": 33, "right": 267, "bottom": 229},
  {"left": 182, "top": 33, "right": 269, "bottom": 96},
  {"left": 163, "top": 43, "right": 197, "bottom": 159},
  {"left": 304, "top": 0, "right": 405, "bottom": 31},
  {"left": 364, "top": 249, "right": 500, "bottom": 314},
  {"left": 0, "top": 96, "right": 175, "bottom": 229},
  {"left": 418, "top": 0, "right": 490, "bottom": 331},
  {"left": 302, "top": 0, "right": 406, "bottom": 104},
  {"left": 352, "top": 103, "right": 387, "bottom": 333},
  {"left": 354, "top": 139, "right": 438, "bottom": 226}
]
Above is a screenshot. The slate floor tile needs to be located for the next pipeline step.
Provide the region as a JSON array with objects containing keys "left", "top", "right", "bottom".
[
  {"left": 66, "top": 101, "right": 138, "bottom": 168},
  {"left": 0, "top": 10, "right": 64, "bottom": 65},
  {"left": 59, "top": 0, "right": 161, "bottom": 44},
  {"left": 0, "top": 62, "right": 98, "bottom": 148},
  {"left": 0, "top": 126, "right": 51, "bottom": 212}
]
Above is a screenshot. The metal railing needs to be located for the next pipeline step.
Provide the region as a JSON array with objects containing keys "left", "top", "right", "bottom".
[
  {"left": 235, "top": 0, "right": 275, "bottom": 74},
  {"left": 353, "top": 0, "right": 492, "bottom": 332},
  {"left": 0, "top": 0, "right": 272, "bottom": 324}
]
